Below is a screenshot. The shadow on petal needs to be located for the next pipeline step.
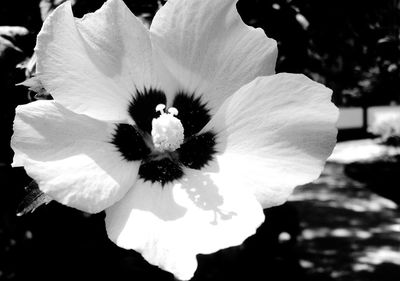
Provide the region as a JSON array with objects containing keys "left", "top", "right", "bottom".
[
  {"left": 131, "top": 183, "right": 187, "bottom": 221},
  {"left": 179, "top": 170, "right": 237, "bottom": 225},
  {"left": 105, "top": 180, "right": 187, "bottom": 247},
  {"left": 278, "top": 120, "right": 338, "bottom": 160}
]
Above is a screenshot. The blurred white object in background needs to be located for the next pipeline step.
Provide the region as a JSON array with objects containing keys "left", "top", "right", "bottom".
[
  {"left": 328, "top": 139, "right": 398, "bottom": 164},
  {"left": 368, "top": 110, "right": 400, "bottom": 142}
]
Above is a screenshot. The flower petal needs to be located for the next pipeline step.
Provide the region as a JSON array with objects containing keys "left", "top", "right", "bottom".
[
  {"left": 150, "top": 0, "right": 277, "bottom": 113},
  {"left": 11, "top": 100, "right": 139, "bottom": 213},
  {"left": 35, "top": 0, "right": 156, "bottom": 121},
  {"left": 202, "top": 73, "right": 338, "bottom": 208},
  {"left": 105, "top": 163, "right": 264, "bottom": 280}
]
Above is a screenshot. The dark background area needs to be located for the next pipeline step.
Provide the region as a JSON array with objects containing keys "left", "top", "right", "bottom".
[{"left": 1, "top": 0, "right": 399, "bottom": 280}]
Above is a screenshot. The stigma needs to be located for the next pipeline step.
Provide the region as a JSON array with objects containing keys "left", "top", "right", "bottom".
[{"left": 151, "top": 104, "right": 184, "bottom": 152}]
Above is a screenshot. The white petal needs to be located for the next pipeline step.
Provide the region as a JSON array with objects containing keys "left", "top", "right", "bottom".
[
  {"left": 203, "top": 73, "right": 338, "bottom": 208},
  {"left": 105, "top": 163, "right": 264, "bottom": 280},
  {"left": 11, "top": 100, "right": 139, "bottom": 213},
  {"left": 35, "top": 0, "right": 156, "bottom": 121},
  {"left": 150, "top": 0, "right": 277, "bottom": 113}
]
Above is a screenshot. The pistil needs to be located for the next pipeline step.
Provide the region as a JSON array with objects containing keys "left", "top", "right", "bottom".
[{"left": 151, "top": 104, "right": 184, "bottom": 152}]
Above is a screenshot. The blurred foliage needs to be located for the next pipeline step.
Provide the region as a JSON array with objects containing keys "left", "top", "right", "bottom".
[{"left": 237, "top": 0, "right": 400, "bottom": 106}]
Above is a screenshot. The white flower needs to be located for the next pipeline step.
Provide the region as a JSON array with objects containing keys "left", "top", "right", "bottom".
[{"left": 11, "top": 0, "right": 338, "bottom": 280}]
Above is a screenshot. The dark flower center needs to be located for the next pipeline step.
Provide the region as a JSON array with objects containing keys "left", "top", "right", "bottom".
[{"left": 111, "top": 88, "right": 217, "bottom": 185}]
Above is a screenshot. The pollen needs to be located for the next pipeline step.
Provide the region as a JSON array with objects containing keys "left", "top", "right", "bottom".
[{"left": 151, "top": 104, "right": 184, "bottom": 152}]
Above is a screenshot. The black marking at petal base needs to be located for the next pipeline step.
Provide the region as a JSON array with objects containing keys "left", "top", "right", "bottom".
[
  {"left": 178, "top": 131, "right": 217, "bottom": 169},
  {"left": 129, "top": 88, "right": 167, "bottom": 133},
  {"left": 112, "top": 123, "right": 151, "bottom": 161},
  {"left": 139, "top": 157, "right": 184, "bottom": 185},
  {"left": 172, "top": 92, "right": 211, "bottom": 137}
]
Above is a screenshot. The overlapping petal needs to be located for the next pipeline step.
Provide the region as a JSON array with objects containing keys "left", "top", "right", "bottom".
[
  {"left": 105, "top": 163, "right": 264, "bottom": 280},
  {"left": 11, "top": 100, "right": 139, "bottom": 213},
  {"left": 202, "top": 73, "right": 338, "bottom": 208},
  {"left": 150, "top": 0, "right": 278, "bottom": 113},
  {"left": 35, "top": 0, "right": 158, "bottom": 122}
]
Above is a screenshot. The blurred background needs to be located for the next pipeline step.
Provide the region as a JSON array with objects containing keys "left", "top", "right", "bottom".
[{"left": 0, "top": 0, "right": 399, "bottom": 280}]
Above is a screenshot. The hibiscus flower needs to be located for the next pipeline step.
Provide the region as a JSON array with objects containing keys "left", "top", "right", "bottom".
[{"left": 11, "top": 0, "right": 338, "bottom": 279}]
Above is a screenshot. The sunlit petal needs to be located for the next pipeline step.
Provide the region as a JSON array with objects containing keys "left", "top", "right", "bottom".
[
  {"left": 11, "top": 100, "right": 139, "bottom": 213},
  {"left": 203, "top": 73, "right": 338, "bottom": 208},
  {"left": 35, "top": 0, "right": 156, "bottom": 121},
  {"left": 105, "top": 162, "right": 264, "bottom": 280},
  {"left": 151, "top": 0, "right": 277, "bottom": 113}
]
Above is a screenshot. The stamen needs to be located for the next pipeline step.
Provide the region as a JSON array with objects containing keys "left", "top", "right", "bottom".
[
  {"left": 151, "top": 104, "right": 184, "bottom": 152},
  {"left": 168, "top": 107, "right": 179, "bottom": 116},
  {"left": 156, "top": 104, "right": 166, "bottom": 114}
]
